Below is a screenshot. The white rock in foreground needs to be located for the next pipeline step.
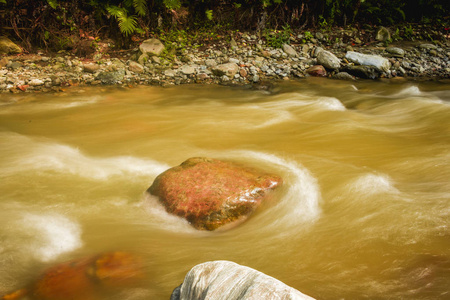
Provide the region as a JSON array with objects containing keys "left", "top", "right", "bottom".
[
  {"left": 345, "top": 51, "right": 391, "bottom": 72},
  {"left": 171, "top": 260, "right": 315, "bottom": 300}
]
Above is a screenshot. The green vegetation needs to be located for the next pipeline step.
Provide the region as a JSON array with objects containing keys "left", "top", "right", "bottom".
[{"left": 0, "top": 0, "right": 448, "bottom": 51}]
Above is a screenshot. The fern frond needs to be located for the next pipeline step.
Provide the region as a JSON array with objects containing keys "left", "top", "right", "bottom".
[
  {"left": 118, "top": 14, "right": 138, "bottom": 36},
  {"left": 106, "top": 5, "right": 125, "bottom": 18},
  {"left": 133, "top": 0, "right": 147, "bottom": 16}
]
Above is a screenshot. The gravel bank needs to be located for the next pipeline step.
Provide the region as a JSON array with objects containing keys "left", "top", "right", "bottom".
[{"left": 1, "top": 32, "right": 449, "bottom": 93}]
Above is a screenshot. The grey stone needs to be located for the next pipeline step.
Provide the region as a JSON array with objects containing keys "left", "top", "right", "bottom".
[
  {"left": 345, "top": 51, "right": 391, "bottom": 72},
  {"left": 311, "top": 47, "right": 323, "bottom": 58},
  {"left": 151, "top": 56, "right": 161, "bottom": 64},
  {"left": 386, "top": 47, "right": 405, "bottom": 58},
  {"left": 205, "top": 59, "right": 217, "bottom": 67},
  {"left": 96, "top": 69, "right": 125, "bottom": 84},
  {"left": 180, "top": 65, "right": 196, "bottom": 75},
  {"left": 128, "top": 61, "right": 144, "bottom": 74},
  {"left": 139, "top": 39, "right": 165, "bottom": 56},
  {"left": 83, "top": 63, "right": 100, "bottom": 73},
  {"left": 138, "top": 53, "right": 149, "bottom": 65},
  {"left": 230, "top": 38, "right": 238, "bottom": 49},
  {"left": 315, "top": 32, "right": 324, "bottom": 40},
  {"left": 164, "top": 70, "right": 177, "bottom": 77},
  {"left": 331, "top": 72, "right": 355, "bottom": 80},
  {"left": 212, "top": 63, "right": 239, "bottom": 77},
  {"left": 376, "top": 27, "right": 391, "bottom": 42},
  {"left": 28, "top": 78, "right": 44, "bottom": 86},
  {"left": 171, "top": 261, "right": 315, "bottom": 300},
  {"left": 419, "top": 43, "right": 438, "bottom": 50},
  {"left": 282, "top": 44, "right": 297, "bottom": 57},
  {"left": 316, "top": 50, "right": 341, "bottom": 70},
  {"left": 9, "top": 61, "right": 23, "bottom": 70}
]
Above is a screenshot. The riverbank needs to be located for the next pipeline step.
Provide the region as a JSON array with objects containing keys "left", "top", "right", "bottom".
[{"left": 1, "top": 28, "right": 449, "bottom": 93}]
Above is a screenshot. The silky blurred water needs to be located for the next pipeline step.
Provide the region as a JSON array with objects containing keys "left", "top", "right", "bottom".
[{"left": 0, "top": 78, "right": 449, "bottom": 299}]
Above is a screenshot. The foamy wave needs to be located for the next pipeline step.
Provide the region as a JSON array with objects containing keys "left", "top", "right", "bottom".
[
  {"left": 0, "top": 133, "right": 169, "bottom": 180},
  {"left": 348, "top": 173, "right": 399, "bottom": 196},
  {"left": 260, "top": 94, "right": 346, "bottom": 111},
  {"left": 394, "top": 86, "right": 422, "bottom": 97},
  {"left": 18, "top": 213, "right": 82, "bottom": 262},
  {"left": 227, "top": 151, "right": 322, "bottom": 224}
]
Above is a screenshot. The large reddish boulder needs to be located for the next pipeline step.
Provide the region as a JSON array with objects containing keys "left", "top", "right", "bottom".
[{"left": 147, "top": 157, "right": 282, "bottom": 230}]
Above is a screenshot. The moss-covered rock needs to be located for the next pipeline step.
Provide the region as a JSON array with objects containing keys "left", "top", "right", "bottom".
[{"left": 0, "top": 36, "right": 22, "bottom": 55}]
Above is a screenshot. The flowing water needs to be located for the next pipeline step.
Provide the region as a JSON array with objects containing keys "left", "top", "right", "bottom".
[{"left": 0, "top": 78, "right": 449, "bottom": 299}]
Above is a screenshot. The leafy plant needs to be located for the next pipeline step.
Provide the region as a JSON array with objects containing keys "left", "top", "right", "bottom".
[
  {"left": 265, "top": 24, "right": 291, "bottom": 48},
  {"left": 302, "top": 31, "right": 313, "bottom": 43},
  {"left": 47, "top": 0, "right": 58, "bottom": 9},
  {"left": 107, "top": 0, "right": 148, "bottom": 37}
]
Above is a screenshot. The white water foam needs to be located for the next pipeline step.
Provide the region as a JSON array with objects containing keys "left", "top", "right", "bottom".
[
  {"left": 0, "top": 133, "right": 170, "bottom": 180},
  {"left": 394, "top": 85, "right": 423, "bottom": 97},
  {"left": 348, "top": 173, "right": 399, "bottom": 196},
  {"left": 260, "top": 94, "right": 346, "bottom": 111},
  {"left": 17, "top": 213, "right": 83, "bottom": 262},
  {"left": 226, "top": 151, "right": 322, "bottom": 225}
]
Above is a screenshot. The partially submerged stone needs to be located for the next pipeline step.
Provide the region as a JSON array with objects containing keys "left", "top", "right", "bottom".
[
  {"left": 147, "top": 157, "right": 282, "bottom": 230},
  {"left": 2, "top": 251, "right": 144, "bottom": 300},
  {"left": 171, "top": 260, "right": 315, "bottom": 300},
  {"left": 32, "top": 257, "right": 97, "bottom": 300}
]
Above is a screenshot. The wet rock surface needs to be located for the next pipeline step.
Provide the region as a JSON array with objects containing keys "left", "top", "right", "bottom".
[
  {"left": 171, "top": 260, "right": 315, "bottom": 300},
  {"left": 147, "top": 157, "right": 282, "bottom": 230}
]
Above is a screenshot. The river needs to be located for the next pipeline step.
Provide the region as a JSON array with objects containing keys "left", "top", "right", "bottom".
[{"left": 1, "top": 78, "right": 449, "bottom": 299}]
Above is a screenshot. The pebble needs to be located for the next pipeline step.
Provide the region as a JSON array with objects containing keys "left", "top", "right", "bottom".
[{"left": 0, "top": 32, "right": 449, "bottom": 93}]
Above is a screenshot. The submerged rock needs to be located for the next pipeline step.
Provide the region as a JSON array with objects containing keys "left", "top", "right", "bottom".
[
  {"left": 2, "top": 252, "right": 144, "bottom": 300},
  {"left": 147, "top": 157, "right": 282, "bottom": 230},
  {"left": 171, "top": 260, "right": 315, "bottom": 300}
]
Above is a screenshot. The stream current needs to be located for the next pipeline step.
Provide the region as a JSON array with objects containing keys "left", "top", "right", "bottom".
[{"left": 0, "top": 78, "right": 449, "bottom": 299}]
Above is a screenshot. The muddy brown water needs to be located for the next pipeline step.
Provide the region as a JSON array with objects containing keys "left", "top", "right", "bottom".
[{"left": 1, "top": 78, "right": 449, "bottom": 299}]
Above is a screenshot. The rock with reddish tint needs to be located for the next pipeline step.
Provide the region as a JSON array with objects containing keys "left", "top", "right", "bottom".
[
  {"left": 32, "top": 257, "right": 97, "bottom": 300},
  {"left": 306, "top": 65, "right": 327, "bottom": 77},
  {"left": 147, "top": 157, "right": 282, "bottom": 230},
  {"left": 0, "top": 252, "right": 145, "bottom": 300},
  {"left": 92, "top": 251, "right": 144, "bottom": 288}
]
